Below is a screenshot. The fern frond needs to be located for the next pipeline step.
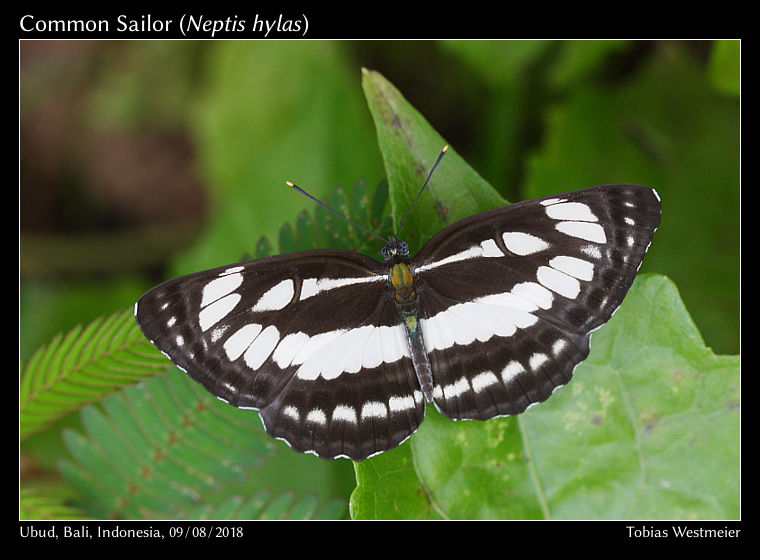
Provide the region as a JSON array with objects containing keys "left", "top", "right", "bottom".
[
  {"left": 182, "top": 491, "right": 346, "bottom": 520},
  {"left": 20, "top": 307, "right": 170, "bottom": 438},
  {"left": 58, "top": 369, "right": 279, "bottom": 519},
  {"left": 20, "top": 488, "right": 93, "bottom": 520}
]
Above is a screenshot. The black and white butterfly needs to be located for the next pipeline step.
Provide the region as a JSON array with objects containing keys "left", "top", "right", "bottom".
[{"left": 135, "top": 150, "right": 661, "bottom": 461}]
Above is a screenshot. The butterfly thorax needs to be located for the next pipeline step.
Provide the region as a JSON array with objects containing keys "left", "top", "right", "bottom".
[
  {"left": 389, "top": 261, "right": 416, "bottom": 305},
  {"left": 381, "top": 238, "right": 435, "bottom": 401},
  {"left": 381, "top": 237, "right": 417, "bottom": 306}
]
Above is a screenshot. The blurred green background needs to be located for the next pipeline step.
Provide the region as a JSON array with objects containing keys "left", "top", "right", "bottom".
[{"left": 19, "top": 40, "right": 739, "bottom": 518}]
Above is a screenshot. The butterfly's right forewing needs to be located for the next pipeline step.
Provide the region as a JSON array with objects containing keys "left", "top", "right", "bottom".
[{"left": 411, "top": 184, "right": 661, "bottom": 421}]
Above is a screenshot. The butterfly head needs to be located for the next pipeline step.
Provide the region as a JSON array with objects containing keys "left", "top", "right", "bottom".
[{"left": 380, "top": 238, "right": 410, "bottom": 264}]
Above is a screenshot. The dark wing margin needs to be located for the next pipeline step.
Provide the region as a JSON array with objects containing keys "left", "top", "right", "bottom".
[{"left": 412, "top": 184, "right": 661, "bottom": 420}]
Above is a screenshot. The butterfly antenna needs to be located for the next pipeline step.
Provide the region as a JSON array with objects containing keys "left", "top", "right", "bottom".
[
  {"left": 395, "top": 145, "right": 448, "bottom": 238},
  {"left": 285, "top": 181, "right": 387, "bottom": 243}
]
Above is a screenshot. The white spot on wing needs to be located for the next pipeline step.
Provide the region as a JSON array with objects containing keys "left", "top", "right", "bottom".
[
  {"left": 243, "top": 325, "right": 280, "bottom": 369},
  {"left": 388, "top": 394, "right": 416, "bottom": 413},
  {"left": 511, "top": 282, "right": 554, "bottom": 310},
  {"left": 475, "top": 291, "right": 540, "bottom": 312},
  {"left": 223, "top": 323, "right": 263, "bottom": 361},
  {"left": 283, "top": 406, "right": 300, "bottom": 421},
  {"left": 333, "top": 404, "right": 357, "bottom": 424},
  {"left": 537, "top": 266, "right": 581, "bottom": 299},
  {"left": 545, "top": 202, "right": 598, "bottom": 222},
  {"left": 199, "top": 293, "right": 241, "bottom": 332},
  {"left": 501, "top": 361, "right": 524, "bottom": 383},
  {"left": 580, "top": 244, "right": 603, "bottom": 260},
  {"left": 362, "top": 327, "right": 384, "bottom": 370},
  {"left": 549, "top": 255, "right": 594, "bottom": 281},
  {"left": 306, "top": 409, "right": 327, "bottom": 425},
  {"left": 555, "top": 221, "right": 607, "bottom": 243},
  {"left": 472, "top": 370, "right": 499, "bottom": 393},
  {"left": 272, "top": 332, "right": 309, "bottom": 368},
  {"left": 253, "top": 279, "right": 294, "bottom": 312},
  {"left": 222, "top": 265, "right": 245, "bottom": 275},
  {"left": 502, "top": 232, "right": 550, "bottom": 256},
  {"left": 421, "top": 299, "right": 538, "bottom": 351},
  {"left": 210, "top": 325, "right": 228, "bottom": 342},
  {"left": 294, "top": 324, "right": 409, "bottom": 381},
  {"left": 299, "top": 275, "right": 383, "bottom": 301},
  {"left": 361, "top": 401, "right": 387, "bottom": 419},
  {"left": 416, "top": 239, "right": 503, "bottom": 272},
  {"left": 479, "top": 239, "right": 503, "bottom": 257},
  {"left": 201, "top": 273, "right": 243, "bottom": 307},
  {"left": 540, "top": 198, "right": 566, "bottom": 206},
  {"left": 443, "top": 377, "right": 471, "bottom": 400},
  {"left": 529, "top": 352, "right": 548, "bottom": 370}
]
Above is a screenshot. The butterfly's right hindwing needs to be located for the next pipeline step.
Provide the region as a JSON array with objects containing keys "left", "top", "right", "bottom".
[{"left": 135, "top": 250, "right": 424, "bottom": 461}]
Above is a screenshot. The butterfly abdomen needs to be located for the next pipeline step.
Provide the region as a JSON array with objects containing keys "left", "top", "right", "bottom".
[{"left": 386, "top": 260, "right": 436, "bottom": 402}]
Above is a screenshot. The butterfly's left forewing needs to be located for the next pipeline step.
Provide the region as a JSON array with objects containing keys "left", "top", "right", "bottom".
[
  {"left": 411, "top": 184, "right": 661, "bottom": 421},
  {"left": 135, "top": 250, "right": 425, "bottom": 461}
]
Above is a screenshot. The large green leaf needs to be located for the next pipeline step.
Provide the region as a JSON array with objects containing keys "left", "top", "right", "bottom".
[
  {"left": 360, "top": 68, "right": 504, "bottom": 251},
  {"left": 352, "top": 275, "right": 739, "bottom": 519},
  {"left": 351, "top": 69, "right": 739, "bottom": 520}
]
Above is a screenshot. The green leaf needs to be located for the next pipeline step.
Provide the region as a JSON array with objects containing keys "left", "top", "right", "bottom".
[
  {"left": 708, "top": 40, "right": 740, "bottom": 97},
  {"left": 351, "top": 275, "right": 739, "bottom": 519},
  {"left": 350, "top": 442, "right": 444, "bottom": 520},
  {"left": 545, "top": 40, "right": 629, "bottom": 89},
  {"left": 184, "top": 42, "right": 383, "bottom": 273},
  {"left": 20, "top": 308, "right": 170, "bottom": 438},
  {"left": 441, "top": 40, "right": 552, "bottom": 87},
  {"left": 353, "top": 69, "right": 737, "bottom": 519},
  {"left": 360, "top": 68, "right": 505, "bottom": 251}
]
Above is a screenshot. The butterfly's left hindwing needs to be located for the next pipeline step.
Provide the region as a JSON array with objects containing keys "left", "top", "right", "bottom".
[
  {"left": 412, "top": 184, "right": 660, "bottom": 421},
  {"left": 135, "top": 250, "right": 425, "bottom": 461}
]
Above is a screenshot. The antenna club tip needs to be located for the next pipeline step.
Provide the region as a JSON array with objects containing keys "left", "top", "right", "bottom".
[
  {"left": 442, "top": 144, "right": 449, "bottom": 152},
  {"left": 285, "top": 181, "right": 295, "bottom": 187}
]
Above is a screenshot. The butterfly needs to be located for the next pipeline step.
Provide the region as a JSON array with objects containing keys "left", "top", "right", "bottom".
[{"left": 135, "top": 147, "right": 661, "bottom": 461}]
